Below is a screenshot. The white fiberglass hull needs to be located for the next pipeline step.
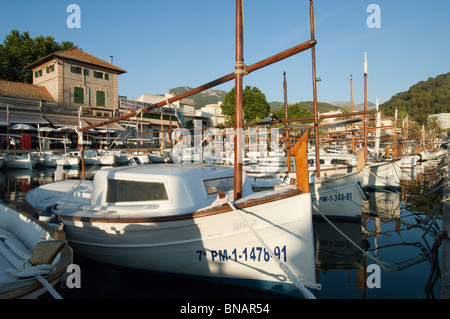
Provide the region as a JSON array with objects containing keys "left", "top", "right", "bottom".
[
  {"left": 248, "top": 172, "right": 367, "bottom": 220},
  {"left": 310, "top": 173, "right": 367, "bottom": 221},
  {"left": 2, "top": 156, "right": 36, "bottom": 170},
  {"left": 60, "top": 191, "right": 318, "bottom": 296},
  {"left": 363, "top": 161, "right": 401, "bottom": 189},
  {"left": 0, "top": 204, "right": 72, "bottom": 299}
]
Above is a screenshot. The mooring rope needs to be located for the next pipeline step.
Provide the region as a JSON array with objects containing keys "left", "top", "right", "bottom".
[
  {"left": 312, "top": 204, "right": 395, "bottom": 272},
  {"left": 0, "top": 228, "right": 62, "bottom": 299}
]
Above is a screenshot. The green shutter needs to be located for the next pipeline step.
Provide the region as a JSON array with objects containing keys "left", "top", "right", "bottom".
[
  {"left": 105, "top": 73, "right": 109, "bottom": 80},
  {"left": 96, "top": 91, "right": 105, "bottom": 106},
  {"left": 74, "top": 87, "right": 84, "bottom": 104}
]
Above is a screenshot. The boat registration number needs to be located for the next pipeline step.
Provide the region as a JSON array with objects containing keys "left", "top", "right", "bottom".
[
  {"left": 196, "top": 245, "right": 287, "bottom": 263},
  {"left": 311, "top": 192, "right": 353, "bottom": 203}
]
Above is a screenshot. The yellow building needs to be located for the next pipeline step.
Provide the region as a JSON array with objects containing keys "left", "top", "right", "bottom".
[{"left": 25, "top": 48, "right": 126, "bottom": 118}]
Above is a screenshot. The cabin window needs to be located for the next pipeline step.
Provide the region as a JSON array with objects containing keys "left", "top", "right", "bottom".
[
  {"left": 106, "top": 179, "right": 168, "bottom": 202},
  {"left": 204, "top": 177, "right": 234, "bottom": 195},
  {"left": 308, "top": 159, "right": 325, "bottom": 166},
  {"left": 331, "top": 159, "right": 349, "bottom": 165}
]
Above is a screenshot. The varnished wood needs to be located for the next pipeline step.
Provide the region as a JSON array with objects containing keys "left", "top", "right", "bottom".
[{"left": 290, "top": 129, "right": 311, "bottom": 193}]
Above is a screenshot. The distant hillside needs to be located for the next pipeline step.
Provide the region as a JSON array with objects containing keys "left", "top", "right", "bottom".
[
  {"left": 380, "top": 72, "right": 450, "bottom": 124},
  {"left": 169, "top": 86, "right": 227, "bottom": 109},
  {"left": 270, "top": 101, "right": 342, "bottom": 113},
  {"left": 329, "top": 101, "right": 376, "bottom": 111}
]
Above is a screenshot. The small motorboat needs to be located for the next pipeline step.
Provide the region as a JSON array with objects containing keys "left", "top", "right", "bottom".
[{"left": 0, "top": 203, "right": 72, "bottom": 299}]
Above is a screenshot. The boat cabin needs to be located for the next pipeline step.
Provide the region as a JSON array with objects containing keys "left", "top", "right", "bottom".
[{"left": 89, "top": 164, "right": 254, "bottom": 216}]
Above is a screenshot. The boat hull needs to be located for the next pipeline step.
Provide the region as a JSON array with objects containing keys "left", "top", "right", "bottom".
[
  {"left": 363, "top": 161, "right": 401, "bottom": 189},
  {"left": 0, "top": 204, "right": 72, "bottom": 299},
  {"left": 60, "top": 191, "right": 317, "bottom": 296},
  {"left": 2, "top": 156, "right": 36, "bottom": 170},
  {"left": 248, "top": 172, "right": 367, "bottom": 220},
  {"left": 310, "top": 173, "right": 367, "bottom": 221}
]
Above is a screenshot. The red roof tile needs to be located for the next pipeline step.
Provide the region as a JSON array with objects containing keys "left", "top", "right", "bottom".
[
  {"left": 0, "top": 80, "right": 55, "bottom": 102},
  {"left": 25, "top": 48, "right": 126, "bottom": 74}
]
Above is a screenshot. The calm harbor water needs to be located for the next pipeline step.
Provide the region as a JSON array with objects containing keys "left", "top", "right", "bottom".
[{"left": 0, "top": 160, "right": 444, "bottom": 299}]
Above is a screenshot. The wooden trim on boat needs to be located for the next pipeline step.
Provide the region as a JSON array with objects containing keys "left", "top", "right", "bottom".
[
  {"left": 0, "top": 239, "right": 72, "bottom": 299},
  {"left": 61, "top": 189, "right": 305, "bottom": 224}
]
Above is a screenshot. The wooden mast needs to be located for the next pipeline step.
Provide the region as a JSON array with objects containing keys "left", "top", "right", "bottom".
[
  {"left": 363, "top": 52, "right": 368, "bottom": 162},
  {"left": 310, "top": 0, "right": 320, "bottom": 178},
  {"left": 284, "top": 72, "right": 291, "bottom": 171},
  {"left": 234, "top": 0, "right": 244, "bottom": 200},
  {"left": 71, "top": 39, "right": 316, "bottom": 135},
  {"left": 350, "top": 74, "right": 356, "bottom": 154}
]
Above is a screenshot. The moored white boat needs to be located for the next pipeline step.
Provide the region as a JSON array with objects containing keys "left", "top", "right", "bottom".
[
  {"left": 0, "top": 203, "right": 72, "bottom": 299},
  {"left": 248, "top": 171, "right": 367, "bottom": 221},
  {"left": 2, "top": 154, "right": 37, "bottom": 170},
  {"left": 70, "top": 150, "right": 116, "bottom": 166},
  {"left": 32, "top": 152, "right": 80, "bottom": 168},
  {"left": 363, "top": 160, "right": 402, "bottom": 190},
  {"left": 24, "top": 164, "right": 318, "bottom": 296}
]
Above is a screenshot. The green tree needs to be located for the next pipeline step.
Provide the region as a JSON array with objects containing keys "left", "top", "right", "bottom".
[
  {"left": 272, "top": 102, "right": 313, "bottom": 123},
  {"left": 0, "top": 30, "right": 77, "bottom": 83},
  {"left": 380, "top": 72, "right": 450, "bottom": 125},
  {"left": 221, "top": 86, "right": 270, "bottom": 125}
]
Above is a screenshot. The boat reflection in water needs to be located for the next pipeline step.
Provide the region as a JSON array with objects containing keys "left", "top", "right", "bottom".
[{"left": 313, "top": 218, "right": 370, "bottom": 298}]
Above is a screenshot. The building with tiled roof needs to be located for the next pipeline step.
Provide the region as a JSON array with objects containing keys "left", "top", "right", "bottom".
[
  {"left": 0, "top": 48, "right": 179, "bottom": 152},
  {"left": 0, "top": 79, "right": 55, "bottom": 102},
  {"left": 24, "top": 48, "right": 126, "bottom": 118}
]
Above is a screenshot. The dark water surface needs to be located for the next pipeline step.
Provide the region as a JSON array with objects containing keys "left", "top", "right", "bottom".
[{"left": 0, "top": 160, "right": 444, "bottom": 300}]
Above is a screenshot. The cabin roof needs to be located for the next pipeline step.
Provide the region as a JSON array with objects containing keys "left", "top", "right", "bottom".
[{"left": 100, "top": 163, "right": 234, "bottom": 179}]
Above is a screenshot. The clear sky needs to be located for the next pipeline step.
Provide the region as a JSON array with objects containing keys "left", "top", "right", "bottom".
[{"left": 1, "top": 0, "right": 449, "bottom": 106}]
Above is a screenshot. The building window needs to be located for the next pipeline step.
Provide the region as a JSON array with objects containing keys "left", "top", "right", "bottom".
[
  {"left": 105, "top": 73, "right": 109, "bottom": 80},
  {"left": 71, "top": 66, "right": 82, "bottom": 74},
  {"left": 46, "top": 64, "right": 55, "bottom": 73},
  {"left": 93, "top": 71, "right": 104, "bottom": 79},
  {"left": 83, "top": 69, "right": 89, "bottom": 76},
  {"left": 96, "top": 90, "right": 106, "bottom": 107},
  {"left": 74, "top": 87, "right": 84, "bottom": 104},
  {"left": 34, "top": 69, "right": 43, "bottom": 78}
]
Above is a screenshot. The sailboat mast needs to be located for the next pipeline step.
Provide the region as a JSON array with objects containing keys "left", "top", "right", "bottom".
[
  {"left": 284, "top": 72, "right": 291, "bottom": 171},
  {"left": 363, "top": 52, "right": 368, "bottom": 162},
  {"left": 234, "top": 0, "right": 244, "bottom": 200},
  {"left": 350, "top": 75, "right": 355, "bottom": 154},
  {"left": 310, "top": 0, "right": 320, "bottom": 178}
]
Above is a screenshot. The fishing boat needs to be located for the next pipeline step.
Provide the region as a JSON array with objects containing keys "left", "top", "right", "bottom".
[
  {"left": 363, "top": 159, "right": 402, "bottom": 190},
  {"left": 24, "top": 0, "right": 325, "bottom": 298},
  {"left": 250, "top": 171, "right": 367, "bottom": 221},
  {"left": 0, "top": 203, "right": 72, "bottom": 299},
  {"left": 2, "top": 154, "right": 37, "bottom": 170},
  {"left": 33, "top": 152, "right": 80, "bottom": 168},
  {"left": 69, "top": 149, "right": 116, "bottom": 166},
  {"left": 24, "top": 162, "right": 318, "bottom": 296}
]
